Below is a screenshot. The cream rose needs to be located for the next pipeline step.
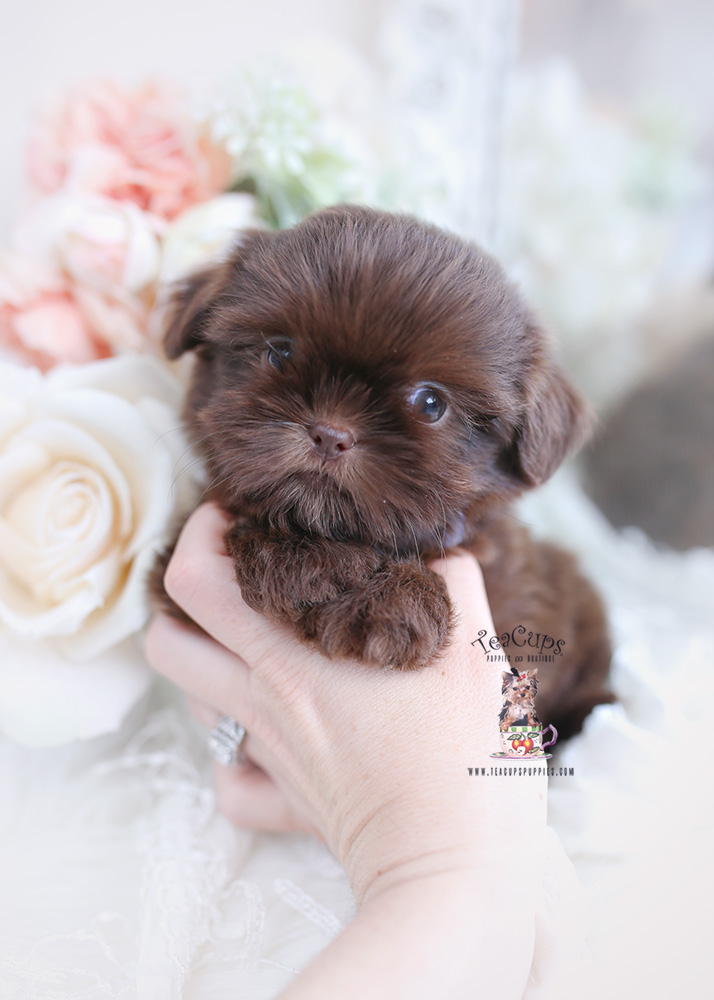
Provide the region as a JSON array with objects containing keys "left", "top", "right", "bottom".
[
  {"left": 158, "top": 193, "right": 264, "bottom": 284},
  {"left": 0, "top": 356, "right": 198, "bottom": 746}
]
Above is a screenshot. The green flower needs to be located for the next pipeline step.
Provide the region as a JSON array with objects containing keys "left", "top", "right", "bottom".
[{"left": 208, "top": 69, "right": 364, "bottom": 228}]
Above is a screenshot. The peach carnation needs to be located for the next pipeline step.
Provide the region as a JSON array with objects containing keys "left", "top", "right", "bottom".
[
  {"left": 0, "top": 252, "right": 109, "bottom": 370},
  {"left": 14, "top": 193, "right": 162, "bottom": 355},
  {"left": 27, "top": 80, "right": 232, "bottom": 220}
]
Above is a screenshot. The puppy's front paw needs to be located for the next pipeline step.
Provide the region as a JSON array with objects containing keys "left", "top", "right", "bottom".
[
  {"left": 225, "top": 526, "right": 383, "bottom": 621},
  {"left": 301, "top": 562, "right": 452, "bottom": 670}
]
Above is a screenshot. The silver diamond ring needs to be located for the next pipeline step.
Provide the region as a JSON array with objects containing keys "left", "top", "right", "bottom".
[{"left": 207, "top": 716, "right": 247, "bottom": 766}]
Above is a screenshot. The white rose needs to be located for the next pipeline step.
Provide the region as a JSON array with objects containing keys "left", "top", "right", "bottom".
[
  {"left": 158, "top": 193, "right": 264, "bottom": 284},
  {"left": 0, "top": 356, "right": 198, "bottom": 746}
]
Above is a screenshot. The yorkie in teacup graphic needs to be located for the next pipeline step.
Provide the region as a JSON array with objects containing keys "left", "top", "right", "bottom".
[{"left": 491, "top": 668, "right": 558, "bottom": 760}]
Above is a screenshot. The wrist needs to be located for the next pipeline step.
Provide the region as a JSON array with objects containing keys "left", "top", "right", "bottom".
[
  {"left": 338, "top": 774, "right": 546, "bottom": 907},
  {"left": 357, "top": 866, "right": 537, "bottom": 1000},
  {"left": 359, "top": 840, "right": 544, "bottom": 910},
  {"left": 278, "top": 863, "right": 537, "bottom": 1000}
]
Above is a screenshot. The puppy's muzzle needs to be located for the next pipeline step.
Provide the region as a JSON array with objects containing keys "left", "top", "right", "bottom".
[{"left": 309, "top": 421, "right": 356, "bottom": 461}]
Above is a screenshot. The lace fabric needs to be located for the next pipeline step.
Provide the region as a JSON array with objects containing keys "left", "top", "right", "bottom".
[
  {"left": 0, "top": 696, "right": 354, "bottom": 999},
  {"left": 1, "top": 471, "right": 711, "bottom": 997}
]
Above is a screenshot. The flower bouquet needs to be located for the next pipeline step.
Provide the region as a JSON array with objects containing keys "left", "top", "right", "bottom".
[{"left": 0, "top": 74, "right": 371, "bottom": 747}]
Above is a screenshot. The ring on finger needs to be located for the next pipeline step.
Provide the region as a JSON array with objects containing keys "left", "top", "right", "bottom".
[{"left": 207, "top": 715, "right": 247, "bottom": 767}]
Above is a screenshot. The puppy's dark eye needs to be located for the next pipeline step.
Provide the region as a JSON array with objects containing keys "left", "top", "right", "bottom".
[
  {"left": 409, "top": 386, "right": 447, "bottom": 423},
  {"left": 266, "top": 344, "right": 291, "bottom": 371}
]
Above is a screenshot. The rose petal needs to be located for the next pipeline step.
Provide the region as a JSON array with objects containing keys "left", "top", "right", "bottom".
[
  {"left": 0, "top": 633, "right": 151, "bottom": 747},
  {"left": 0, "top": 439, "right": 48, "bottom": 508},
  {"left": 71, "top": 285, "right": 146, "bottom": 354},
  {"left": 16, "top": 192, "right": 162, "bottom": 296},
  {"left": 44, "top": 391, "right": 176, "bottom": 554},
  {"left": 0, "top": 369, "right": 41, "bottom": 444},
  {"left": 46, "top": 353, "right": 182, "bottom": 408},
  {"left": 58, "top": 543, "right": 156, "bottom": 660},
  {"left": 159, "top": 193, "right": 264, "bottom": 283},
  {"left": 0, "top": 355, "right": 198, "bottom": 744},
  {"left": 0, "top": 461, "right": 118, "bottom": 602},
  {"left": 0, "top": 567, "right": 103, "bottom": 638},
  {"left": 0, "top": 417, "right": 133, "bottom": 638},
  {"left": 7, "top": 419, "right": 133, "bottom": 539}
]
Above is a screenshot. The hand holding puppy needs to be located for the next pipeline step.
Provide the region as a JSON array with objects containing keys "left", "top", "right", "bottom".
[
  {"left": 147, "top": 503, "right": 545, "bottom": 897},
  {"left": 145, "top": 502, "right": 546, "bottom": 998}
]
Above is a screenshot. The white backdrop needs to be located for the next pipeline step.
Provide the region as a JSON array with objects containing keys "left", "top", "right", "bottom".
[
  {"left": 0, "top": 0, "right": 383, "bottom": 237},
  {"left": 5, "top": 0, "right": 713, "bottom": 239}
]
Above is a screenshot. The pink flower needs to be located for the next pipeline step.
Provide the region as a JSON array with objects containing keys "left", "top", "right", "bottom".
[
  {"left": 26, "top": 80, "right": 232, "bottom": 220},
  {"left": 14, "top": 193, "right": 161, "bottom": 354},
  {"left": 0, "top": 252, "right": 110, "bottom": 370}
]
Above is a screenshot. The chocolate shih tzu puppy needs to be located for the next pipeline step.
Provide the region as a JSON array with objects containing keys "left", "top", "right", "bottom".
[{"left": 151, "top": 205, "right": 612, "bottom": 741}]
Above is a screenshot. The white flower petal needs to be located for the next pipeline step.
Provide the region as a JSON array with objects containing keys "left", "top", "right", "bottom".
[
  {"left": 0, "top": 568, "right": 102, "bottom": 638},
  {"left": 0, "top": 356, "right": 198, "bottom": 745},
  {"left": 2, "top": 461, "right": 116, "bottom": 598},
  {"left": 47, "top": 355, "right": 183, "bottom": 411},
  {"left": 0, "top": 365, "right": 40, "bottom": 443},
  {"left": 0, "top": 633, "right": 151, "bottom": 747},
  {"left": 8, "top": 418, "right": 133, "bottom": 539},
  {"left": 0, "top": 439, "right": 48, "bottom": 508},
  {"left": 15, "top": 192, "right": 162, "bottom": 294},
  {"left": 159, "top": 193, "right": 263, "bottom": 283},
  {"left": 59, "top": 543, "right": 156, "bottom": 660},
  {"left": 45, "top": 390, "right": 176, "bottom": 556}
]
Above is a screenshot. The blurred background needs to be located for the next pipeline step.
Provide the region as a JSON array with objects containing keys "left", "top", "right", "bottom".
[
  {"left": 1, "top": 4, "right": 712, "bottom": 997},
  {"left": 2, "top": 0, "right": 713, "bottom": 549}
]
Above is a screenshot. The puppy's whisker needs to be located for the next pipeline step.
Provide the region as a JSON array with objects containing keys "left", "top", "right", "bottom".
[
  {"left": 409, "top": 523, "right": 421, "bottom": 563},
  {"left": 152, "top": 425, "right": 189, "bottom": 450},
  {"left": 436, "top": 494, "right": 448, "bottom": 560},
  {"left": 501, "top": 508, "right": 535, "bottom": 530},
  {"left": 196, "top": 469, "right": 238, "bottom": 505},
  {"left": 385, "top": 516, "right": 399, "bottom": 561}
]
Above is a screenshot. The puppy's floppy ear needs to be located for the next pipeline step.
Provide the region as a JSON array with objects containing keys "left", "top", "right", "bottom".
[
  {"left": 509, "top": 326, "right": 593, "bottom": 487},
  {"left": 163, "top": 263, "right": 226, "bottom": 360},
  {"left": 502, "top": 671, "right": 515, "bottom": 693},
  {"left": 162, "top": 228, "right": 276, "bottom": 359}
]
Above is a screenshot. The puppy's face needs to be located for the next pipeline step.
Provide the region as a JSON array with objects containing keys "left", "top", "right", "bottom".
[
  {"left": 166, "top": 207, "right": 589, "bottom": 548},
  {"left": 503, "top": 670, "right": 539, "bottom": 702}
]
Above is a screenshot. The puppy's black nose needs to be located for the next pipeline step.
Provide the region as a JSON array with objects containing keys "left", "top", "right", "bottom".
[{"left": 309, "top": 421, "right": 355, "bottom": 460}]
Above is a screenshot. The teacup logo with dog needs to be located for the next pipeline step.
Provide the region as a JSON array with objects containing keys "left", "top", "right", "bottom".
[{"left": 491, "top": 668, "right": 558, "bottom": 759}]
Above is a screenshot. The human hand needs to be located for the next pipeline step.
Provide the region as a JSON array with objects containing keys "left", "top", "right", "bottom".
[{"left": 145, "top": 502, "right": 546, "bottom": 906}]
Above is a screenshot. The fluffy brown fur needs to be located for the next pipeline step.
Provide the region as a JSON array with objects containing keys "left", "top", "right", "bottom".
[{"left": 151, "top": 205, "right": 613, "bottom": 740}]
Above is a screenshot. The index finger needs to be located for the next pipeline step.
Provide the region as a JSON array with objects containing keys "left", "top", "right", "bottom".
[
  {"left": 163, "top": 502, "right": 292, "bottom": 664},
  {"left": 429, "top": 552, "right": 501, "bottom": 714}
]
